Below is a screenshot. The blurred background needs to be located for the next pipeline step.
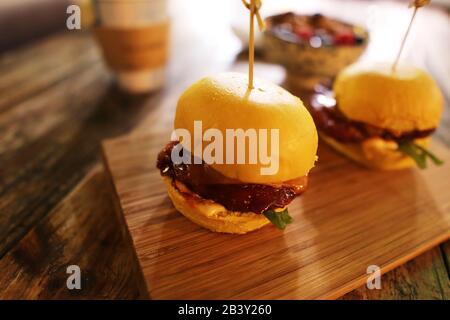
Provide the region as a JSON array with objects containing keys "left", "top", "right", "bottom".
[{"left": 1, "top": 0, "right": 449, "bottom": 91}]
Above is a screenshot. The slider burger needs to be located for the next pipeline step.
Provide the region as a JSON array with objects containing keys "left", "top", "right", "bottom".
[
  {"left": 311, "top": 62, "right": 444, "bottom": 169},
  {"left": 157, "top": 72, "right": 318, "bottom": 233}
]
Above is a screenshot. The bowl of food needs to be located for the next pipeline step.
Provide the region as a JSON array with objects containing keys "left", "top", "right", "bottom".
[{"left": 263, "top": 12, "right": 368, "bottom": 90}]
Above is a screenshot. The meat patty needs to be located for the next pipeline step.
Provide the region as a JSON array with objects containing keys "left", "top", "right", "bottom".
[
  {"left": 157, "top": 141, "right": 307, "bottom": 214},
  {"left": 310, "top": 85, "right": 435, "bottom": 143}
]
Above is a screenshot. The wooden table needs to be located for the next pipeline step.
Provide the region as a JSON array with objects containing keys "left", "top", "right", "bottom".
[{"left": 0, "top": 0, "right": 449, "bottom": 299}]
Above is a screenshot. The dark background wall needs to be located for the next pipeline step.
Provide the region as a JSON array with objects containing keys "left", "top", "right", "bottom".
[{"left": 0, "top": 0, "right": 72, "bottom": 53}]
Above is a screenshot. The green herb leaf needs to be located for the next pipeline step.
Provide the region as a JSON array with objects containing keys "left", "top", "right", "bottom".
[
  {"left": 413, "top": 143, "right": 444, "bottom": 166},
  {"left": 280, "top": 209, "right": 293, "bottom": 224},
  {"left": 263, "top": 208, "right": 293, "bottom": 230},
  {"left": 398, "top": 141, "right": 444, "bottom": 169},
  {"left": 398, "top": 142, "right": 426, "bottom": 168}
]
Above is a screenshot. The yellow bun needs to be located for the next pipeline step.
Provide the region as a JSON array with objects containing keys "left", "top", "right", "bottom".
[
  {"left": 175, "top": 72, "right": 318, "bottom": 183},
  {"left": 334, "top": 62, "right": 443, "bottom": 132},
  {"left": 163, "top": 177, "right": 270, "bottom": 234},
  {"left": 320, "top": 132, "right": 430, "bottom": 170}
]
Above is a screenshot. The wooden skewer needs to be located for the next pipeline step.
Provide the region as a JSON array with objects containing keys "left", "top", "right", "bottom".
[
  {"left": 248, "top": 0, "right": 256, "bottom": 89},
  {"left": 392, "top": 6, "right": 418, "bottom": 73},
  {"left": 391, "top": 0, "right": 430, "bottom": 73},
  {"left": 242, "top": 0, "right": 265, "bottom": 89}
]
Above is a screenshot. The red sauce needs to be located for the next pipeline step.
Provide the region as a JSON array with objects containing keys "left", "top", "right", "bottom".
[{"left": 157, "top": 141, "right": 307, "bottom": 214}]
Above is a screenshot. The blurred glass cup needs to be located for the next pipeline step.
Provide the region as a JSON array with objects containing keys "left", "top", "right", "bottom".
[{"left": 93, "top": 0, "right": 169, "bottom": 93}]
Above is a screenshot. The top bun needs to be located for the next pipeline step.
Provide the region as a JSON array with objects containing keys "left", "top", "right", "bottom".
[
  {"left": 174, "top": 72, "right": 318, "bottom": 183},
  {"left": 333, "top": 62, "right": 443, "bottom": 132}
]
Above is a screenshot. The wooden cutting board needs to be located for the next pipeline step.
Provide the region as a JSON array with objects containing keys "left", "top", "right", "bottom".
[{"left": 102, "top": 132, "right": 450, "bottom": 299}]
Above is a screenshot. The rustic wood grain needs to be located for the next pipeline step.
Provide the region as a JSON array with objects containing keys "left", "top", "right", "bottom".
[
  {"left": 0, "top": 167, "right": 146, "bottom": 299},
  {"left": 441, "top": 241, "right": 450, "bottom": 276},
  {"left": 1, "top": 0, "right": 449, "bottom": 299},
  {"left": 341, "top": 247, "right": 450, "bottom": 299},
  {"left": 0, "top": 34, "right": 99, "bottom": 113},
  {"left": 0, "top": 166, "right": 448, "bottom": 299},
  {"left": 102, "top": 132, "right": 450, "bottom": 299},
  {"left": 0, "top": 33, "right": 169, "bottom": 258}
]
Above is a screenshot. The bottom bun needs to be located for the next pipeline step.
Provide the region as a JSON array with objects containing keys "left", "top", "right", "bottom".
[
  {"left": 163, "top": 177, "right": 270, "bottom": 234},
  {"left": 320, "top": 133, "right": 430, "bottom": 170}
]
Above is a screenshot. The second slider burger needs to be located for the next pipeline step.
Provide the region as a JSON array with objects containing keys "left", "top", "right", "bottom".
[
  {"left": 311, "top": 62, "right": 444, "bottom": 170},
  {"left": 157, "top": 72, "right": 318, "bottom": 234}
]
